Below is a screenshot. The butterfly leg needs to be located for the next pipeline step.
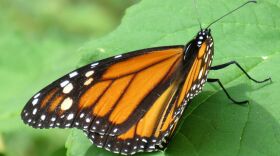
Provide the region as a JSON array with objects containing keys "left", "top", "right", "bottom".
[
  {"left": 210, "top": 61, "right": 272, "bottom": 83},
  {"left": 207, "top": 78, "right": 248, "bottom": 104}
]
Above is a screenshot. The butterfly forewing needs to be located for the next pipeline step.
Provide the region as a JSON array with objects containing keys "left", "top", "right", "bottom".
[{"left": 21, "top": 46, "right": 185, "bottom": 135}]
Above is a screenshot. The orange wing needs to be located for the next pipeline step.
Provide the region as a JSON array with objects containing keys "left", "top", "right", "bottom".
[
  {"left": 84, "top": 37, "right": 214, "bottom": 155},
  {"left": 21, "top": 46, "right": 185, "bottom": 136}
]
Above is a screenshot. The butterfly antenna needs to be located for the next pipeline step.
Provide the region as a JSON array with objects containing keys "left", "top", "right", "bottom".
[
  {"left": 193, "top": 0, "right": 202, "bottom": 30},
  {"left": 206, "top": 0, "right": 257, "bottom": 29}
]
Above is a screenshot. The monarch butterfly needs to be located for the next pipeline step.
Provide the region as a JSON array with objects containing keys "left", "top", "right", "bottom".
[{"left": 21, "top": 0, "right": 271, "bottom": 155}]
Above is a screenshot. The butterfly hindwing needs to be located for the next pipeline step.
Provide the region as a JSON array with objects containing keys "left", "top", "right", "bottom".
[
  {"left": 84, "top": 78, "right": 182, "bottom": 154},
  {"left": 21, "top": 45, "right": 185, "bottom": 136}
]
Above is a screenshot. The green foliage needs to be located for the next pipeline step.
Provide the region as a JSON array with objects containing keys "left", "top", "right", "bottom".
[{"left": 1, "top": 0, "right": 279, "bottom": 156}]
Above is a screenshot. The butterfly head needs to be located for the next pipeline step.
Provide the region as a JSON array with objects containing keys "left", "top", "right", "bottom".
[{"left": 195, "top": 28, "right": 212, "bottom": 47}]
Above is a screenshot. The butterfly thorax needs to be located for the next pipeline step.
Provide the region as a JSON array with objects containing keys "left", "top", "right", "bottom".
[{"left": 182, "top": 28, "right": 213, "bottom": 71}]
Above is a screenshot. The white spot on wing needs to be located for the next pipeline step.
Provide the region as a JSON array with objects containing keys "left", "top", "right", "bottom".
[
  {"left": 34, "top": 93, "right": 40, "bottom": 98},
  {"left": 114, "top": 55, "right": 122, "bottom": 58},
  {"left": 205, "top": 52, "right": 209, "bottom": 62},
  {"left": 85, "top": 70, "right": 94, "bottom": 77},
  {"left": 32, "top": 99, "right": 38, "bottom": 105},
  {"left": 86, "top": 118, "right": 91, "bottom": 123},
  {"left": 67, "top": 113, "right": 74, "bottom": 120},
  {"left": 201, "top": 79, "right": 206, "bottom": 84},
  {"left": 63, "top": 83, "right": 73, "bottom": 94},
  {"left": 41, "top": 115, "right": 46, "bottom": 120},
  {"left": 209, "top": 42, "right": 213, "bottom": 47},
  {"left": 142, "top": 139, "right": 147, "bottom": 143},
  {"left": 198, "top": 68, "right": 204, "bottom": 79},
  {"left": 113, "top": 128, "right": 118, "bottom": 133},
  {"left": 60, "top": 80, "right": 70, "bottom": 87},
  {"left": 84, "top": 78, "right": 94, "bottom": 86},
  {"left": 51, "top": 117, "right": 56, "bottom": 122},
  {"left": 192, "top": 84, "right": 196, "bottom": 90},
  {"left": 61, "top": 97, "right": 73, "bottom": 110},
  {"left": 69, "top": 71, "right": 78, "bottom": 78},
  {"left": 65, "top": 123, "right": 71, "bottom": 127},
  {"left": 32, "top": 108, "right": 37, "bottom": 115},
  {"left": 208, "top": 60, "right": 212, "bottom": 66},
  {"left": 91, "top": 63, "right": 99, "bottom": 67}
]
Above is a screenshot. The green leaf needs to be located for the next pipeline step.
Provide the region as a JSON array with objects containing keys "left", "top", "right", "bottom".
[
  {"left": 66, "top": 0, "right": 280, "bottom": 156},
  {"left": 65, "top": 129, "right": 92, "bottom": 156}
]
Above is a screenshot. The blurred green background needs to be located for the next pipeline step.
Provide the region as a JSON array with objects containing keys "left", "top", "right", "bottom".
[
  {"left": 0, "top": 0, "right": 139, "bottom": 156},
  {"left": 1, "top": 0, "right": 280, "bottom": 156}
]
